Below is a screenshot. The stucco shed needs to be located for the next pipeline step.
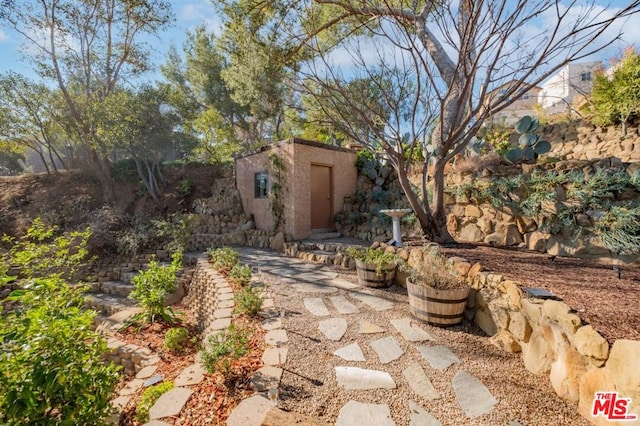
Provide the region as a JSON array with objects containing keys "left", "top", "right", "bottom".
[{"left": 234, "top": 138, "right": 357, "bottom": 240}]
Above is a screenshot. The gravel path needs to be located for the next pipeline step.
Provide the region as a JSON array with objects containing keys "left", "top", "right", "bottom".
[{"left": 239, "top": 248, "right": 589, "bottom": 426}]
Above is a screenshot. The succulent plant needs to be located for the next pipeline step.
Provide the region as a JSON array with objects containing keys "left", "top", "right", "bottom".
[{"left": 505, "top": 115, "right": 551, "bottom": 164}]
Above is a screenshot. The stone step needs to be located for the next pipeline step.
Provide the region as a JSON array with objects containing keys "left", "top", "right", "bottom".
[
  {"left": 85, "top": 293, "right": 138, "bottom": 317},
  {"left": 307, "top": 231, "right": 341, "bottom": 241},
  {"left": 119, "top": 271, "right": 139, "bottom": 285},
  {"left": 98, "top": 281, "right": 135, "bottom": 297}
]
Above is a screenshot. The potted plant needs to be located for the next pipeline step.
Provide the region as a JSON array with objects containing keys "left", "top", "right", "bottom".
[
  {"left": 405, "top": 246, "right": 470, "bottom": 326},
  {"left": 346, "top": 246, "right": 398, "bottom": 288}
]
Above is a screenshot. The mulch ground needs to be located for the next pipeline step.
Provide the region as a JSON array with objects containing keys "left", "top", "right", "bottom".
[{"left": 440, "top": 243, "right": 640, "bottom": 343}]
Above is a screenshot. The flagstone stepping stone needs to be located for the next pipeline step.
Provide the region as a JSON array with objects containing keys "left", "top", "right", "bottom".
[
  {"left": 352, "top": 293, "right": 394, "bottom": 311},
  {"left": 335, "top": 366, "right": 396, "bottom": 390},
  {"left": 408, "top": 401, "right": 442, "bottom": 426},
  {"left": 262, "top": 317, "right": 282, "bottom": 331},
  {"left": 265, "top": 329, "right": 288, "bottom": 346},
  {"left": 226, "top": 394, "right": 272, "bottom": 426},
  {"left": 119, "top": 378, "right": 144, "bottom": 396},
  {"left": 251, "top": 366, "right": 283, "bottom": 392},
  {"left": 333, "top": 342, "right": 366, "bottom": 361},
  {"left": 370, "top": 336, "right": 404, "bottom": 364},
  {"left": 359, "top": 320, "right": 385, "bottom": 334},
  {"left": 330, "top": 295, "right": 360, "bottom": 314},
  {"left": 336, "top": 400, "right": 395, "bottom": 426},
  {"left": 149, "top": 387, "right": 192, "bottom": 420},
  {"left": 262, "top": 347, "right": 288, "bottom": 365},
  {"left": 403, "top": 362, "right": 440, "bottom": 400},
  {"left": 111, "top": 395, "right": 131, "bottom": 410},
  {"left": 390, "top": 318, "right": 434, "bottom": 342},
  {"left": 144, "top": 374, "right": 163, "bottom": 387},
  {"left": 135, "top": 365, "right": 158, "bottom": 380},
  {"left": 143, "top": 420, "right": 171, "bottom": 426},
  {"left": 318, "top": 318, "right": 348, "bottom": 341},
  {"left": 418, "top": 345, "right": 460, "bottom": 371},
  {"left": 452, "top": 371, "right": 498, "bottom": 418},
  {"left": 329, "top": 278, "right": 359, "bottom": 290},
  {"left": 174, "top": 363, "right": 205, "bottom": 387},
  {"left": 303, "top": 297, "right": 330, "bottom": 316},
  {"left": 290, "top": 282, "right": 338, "bottom": 294}
]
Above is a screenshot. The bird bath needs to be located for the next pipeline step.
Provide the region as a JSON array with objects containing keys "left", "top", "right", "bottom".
[{"left": 379, "top": 209, "right": 412, "bottom": 247}]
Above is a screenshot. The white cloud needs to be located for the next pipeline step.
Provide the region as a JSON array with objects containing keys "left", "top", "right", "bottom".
[
  {"left": 177, "top": 1, "right": 222, "bottom": 35},
  {"left": 0, "top": 30, "right": 8, "bottom": 43}
]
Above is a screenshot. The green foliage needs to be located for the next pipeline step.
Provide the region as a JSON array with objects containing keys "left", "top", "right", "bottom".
[
  {"left": 0, "top": 278, "right": 119, "bottom": 425},
  {"left": 234, "top": 285, "right": 263, "bottom": 316},
  {"left": 129, "top": 250, "right": 183, "bottom": 324},
  {"left": 207, "top": 247, "right": 240, "bottom": 273},
  {"left": 201, "top": 325, "right": 250, "bottom": 376},
  {"left": 136, "top": 382, "right": 174, "bottom": 423},
  {"left": 346, "top": 247, "right": 397, "bottom": 276},
  {"left": 164, "top": 327, "right": 190, "bottom": 352},
  {"left": 2, "top": 217, "right": 91, "bottom": 280},
  {"left": 153, "top": 213, "right": 197, "bottom": 253},
  {"left": 504, "top": 116, "right": 551, "bottom": 164},
  {"left": 587, "top": 48, "right": 640, "bottom": 134},
  {"left": 448, "top": 168, "right": 640, "bottom": 254},
  {"left": 228, "top": 263, "right": 252, "bottom": 287},
  {"left": 177, "top": 178, "right": 194, "bottom": 196},
  {"left": 269, "top": 152, "right": 286, "bottom": 231}
]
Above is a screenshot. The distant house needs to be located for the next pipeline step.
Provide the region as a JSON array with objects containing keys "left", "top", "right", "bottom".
[
  {"left": 538, "top": 61, "right": 602, "bottom": 115},
  {"left": 485, "top": 82, "right": 542, "bottom": 125}
]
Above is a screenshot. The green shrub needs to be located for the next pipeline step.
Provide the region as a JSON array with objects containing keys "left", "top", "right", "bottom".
[
  {"left": 2, "top": 217, "right": 91, "bottom": 280},
  {"left": 207, "top": 247, "right": 240, "bottom": 274},
  {"left": 0, "top": 278, "right": 119, "bottom": 425},
  {"left": 129, "top": 250, "right": 183, "bottom": 324},
  {"left": 234, "top": 285, "right": 263, "bottom": 316},
  {"left": 136, "top": 381, "right": 174, "bottom": 423},
  {"left": 346, "top": 246, "right": 398, "bottom": 276},
  {"left": 176, "top": 178, "right": 194, "bottom": 196},
  {"left": 164, "top": 327, "right": 189, "bottom": 352},
  {"left": 201, "top": 325, "right": 250, "bottom": 376},
  {"left": 228, "top": 263, "right": 252, "bottom": 286}
]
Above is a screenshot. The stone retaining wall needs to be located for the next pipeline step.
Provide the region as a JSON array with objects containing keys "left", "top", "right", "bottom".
[
  {"left": 103, "top": 339, "right": 160, "bottom": 377},
  {"left": 389, "top": 244, "right": 639, "bottom": 425},
  {"left": 186, "top": 229, "right": 285, "bottom": 253}
]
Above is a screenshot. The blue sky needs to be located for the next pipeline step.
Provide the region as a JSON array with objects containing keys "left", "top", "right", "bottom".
[
  {"left": 0, "top": 0, "right": 221, "bottom": 81},
  {"left": 0, "top": 0, "right": 639, "bottom": 83}
]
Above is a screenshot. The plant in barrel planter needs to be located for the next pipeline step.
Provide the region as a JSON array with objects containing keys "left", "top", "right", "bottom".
[
  {"left": 405, "top": 247, "right": 470, "bottom": 326},
  {"left": 346, "top": 247, "right": 398, "bottom": 288}
]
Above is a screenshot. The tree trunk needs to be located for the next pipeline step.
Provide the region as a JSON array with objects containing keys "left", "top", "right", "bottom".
[
  {"left": 90, "top": 149, "right": 115, "bottom": 205},
  {"left": 431, "top": 158, "right": 455, "bottom": 243}
]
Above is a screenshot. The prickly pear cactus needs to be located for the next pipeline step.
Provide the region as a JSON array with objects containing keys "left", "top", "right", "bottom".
[{"left": 505, "top": 116, "right": 551, "bottom": 164}]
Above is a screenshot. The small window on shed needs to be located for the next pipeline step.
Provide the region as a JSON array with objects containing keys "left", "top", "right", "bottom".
[
  {"left": 581, "top": 72, "right": 592, "bottom": 81},
  {"left": 254, "top": 171, "right": 268, "bottom": 198}
]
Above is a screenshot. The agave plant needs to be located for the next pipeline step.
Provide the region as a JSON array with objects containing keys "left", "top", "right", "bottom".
[{"left": 505, "top": 115, "right": 552, "bottom": 163}]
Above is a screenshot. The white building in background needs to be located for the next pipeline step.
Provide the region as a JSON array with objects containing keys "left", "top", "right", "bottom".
[{"left": 538, "top": 61, "right": 603, "bottom": 115}]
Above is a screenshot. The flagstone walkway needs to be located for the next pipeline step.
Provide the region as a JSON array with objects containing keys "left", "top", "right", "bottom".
[{"left": 224, "top": 247, "right": 564, "bottom": 426}]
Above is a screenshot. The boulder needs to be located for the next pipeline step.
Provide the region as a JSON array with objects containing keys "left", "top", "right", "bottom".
[
  {"left": 474, "top": 309, "right": 497, "bottom": 337},
  {"left": 459, "top": 223, "right": 484, "bottom": 242},
  {"left": 508, "top": 311, "right": 533, "bottom": 343},
  {"left": 515, "top": 216, "right": 537, "bottom": 234},
  {"left": 573, "top": 325, "right": 609, "bottom": 366},
  {"left": 465, "top": 204, "right": 483, "bottom": 218},
  {"left": 526, "top": 231, "right": 550, "bottom": 253},
  {"left": 270, "top": 232, "right": 285, "bottom": 251},
  {"left": 549, "top": 344, "right": 589, "bottom": 401},
  {"left": 523, "top": 328, "right": 555, "bottom": 375},
  {"left": 605, "top": 340, "right": 640, "bottom": 412},
  {"left": 490, "top": 330, "right": 522, "bottom": 353},
  {"left": 578, "top": 368, "right": 617, "bottom": 425}
]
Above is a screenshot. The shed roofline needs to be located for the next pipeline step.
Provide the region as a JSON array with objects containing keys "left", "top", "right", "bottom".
[{"left": 233, "top": 137, "right": 355, "bottom": 160}]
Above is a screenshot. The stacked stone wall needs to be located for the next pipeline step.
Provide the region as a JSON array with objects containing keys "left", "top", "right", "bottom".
[{"left": 381, "top": 243, "right": 639, "bottom": 425}]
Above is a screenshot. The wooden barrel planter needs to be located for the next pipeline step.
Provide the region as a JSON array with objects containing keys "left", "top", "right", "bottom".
[
  {"left": 355, "top": 259, "right": 396, "bottom": 288},
  {"left": 406, "top": 277, "right": 469, "bottom": 326}
]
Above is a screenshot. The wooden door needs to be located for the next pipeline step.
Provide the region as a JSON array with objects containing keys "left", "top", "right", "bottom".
[{"left": 310, "top": 164, "right": 332, "bottom": 230}]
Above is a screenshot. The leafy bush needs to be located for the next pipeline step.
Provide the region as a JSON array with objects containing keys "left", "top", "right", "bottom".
[
  {"left": 153, "top": 213, "right": 197, "bottom": 253},
  {"left": 0, "top": 220, "right": 118, "bottom": 425},
  {"left": 129, "top": 250, "right": 183, "bottom": 324},
  {"left": 164, "top": 327, "right": 189, "bottom": 352},
  {"left": 346, "top": 246, "right": 397, "bottom": 276},
  {"left": 234, "top": 285, "right": 263, "bottom": 316},
  {"left": 2, "top": 217, "right": 91, "bottom": 280},
  {"left": 228, "top": 263, "right": 252, "bottom": 287},
  {"left": 201, "top": 325, "right": 250, "bottom": 376},
  {"left": 136, "top": 381, "right": 174, "bottom": 423},
  {"left": 176, "top": 178, "right": 194, "bottom": 196},
  {"left": 207, "top": 247, "right": 240, "bottom": 274}
]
